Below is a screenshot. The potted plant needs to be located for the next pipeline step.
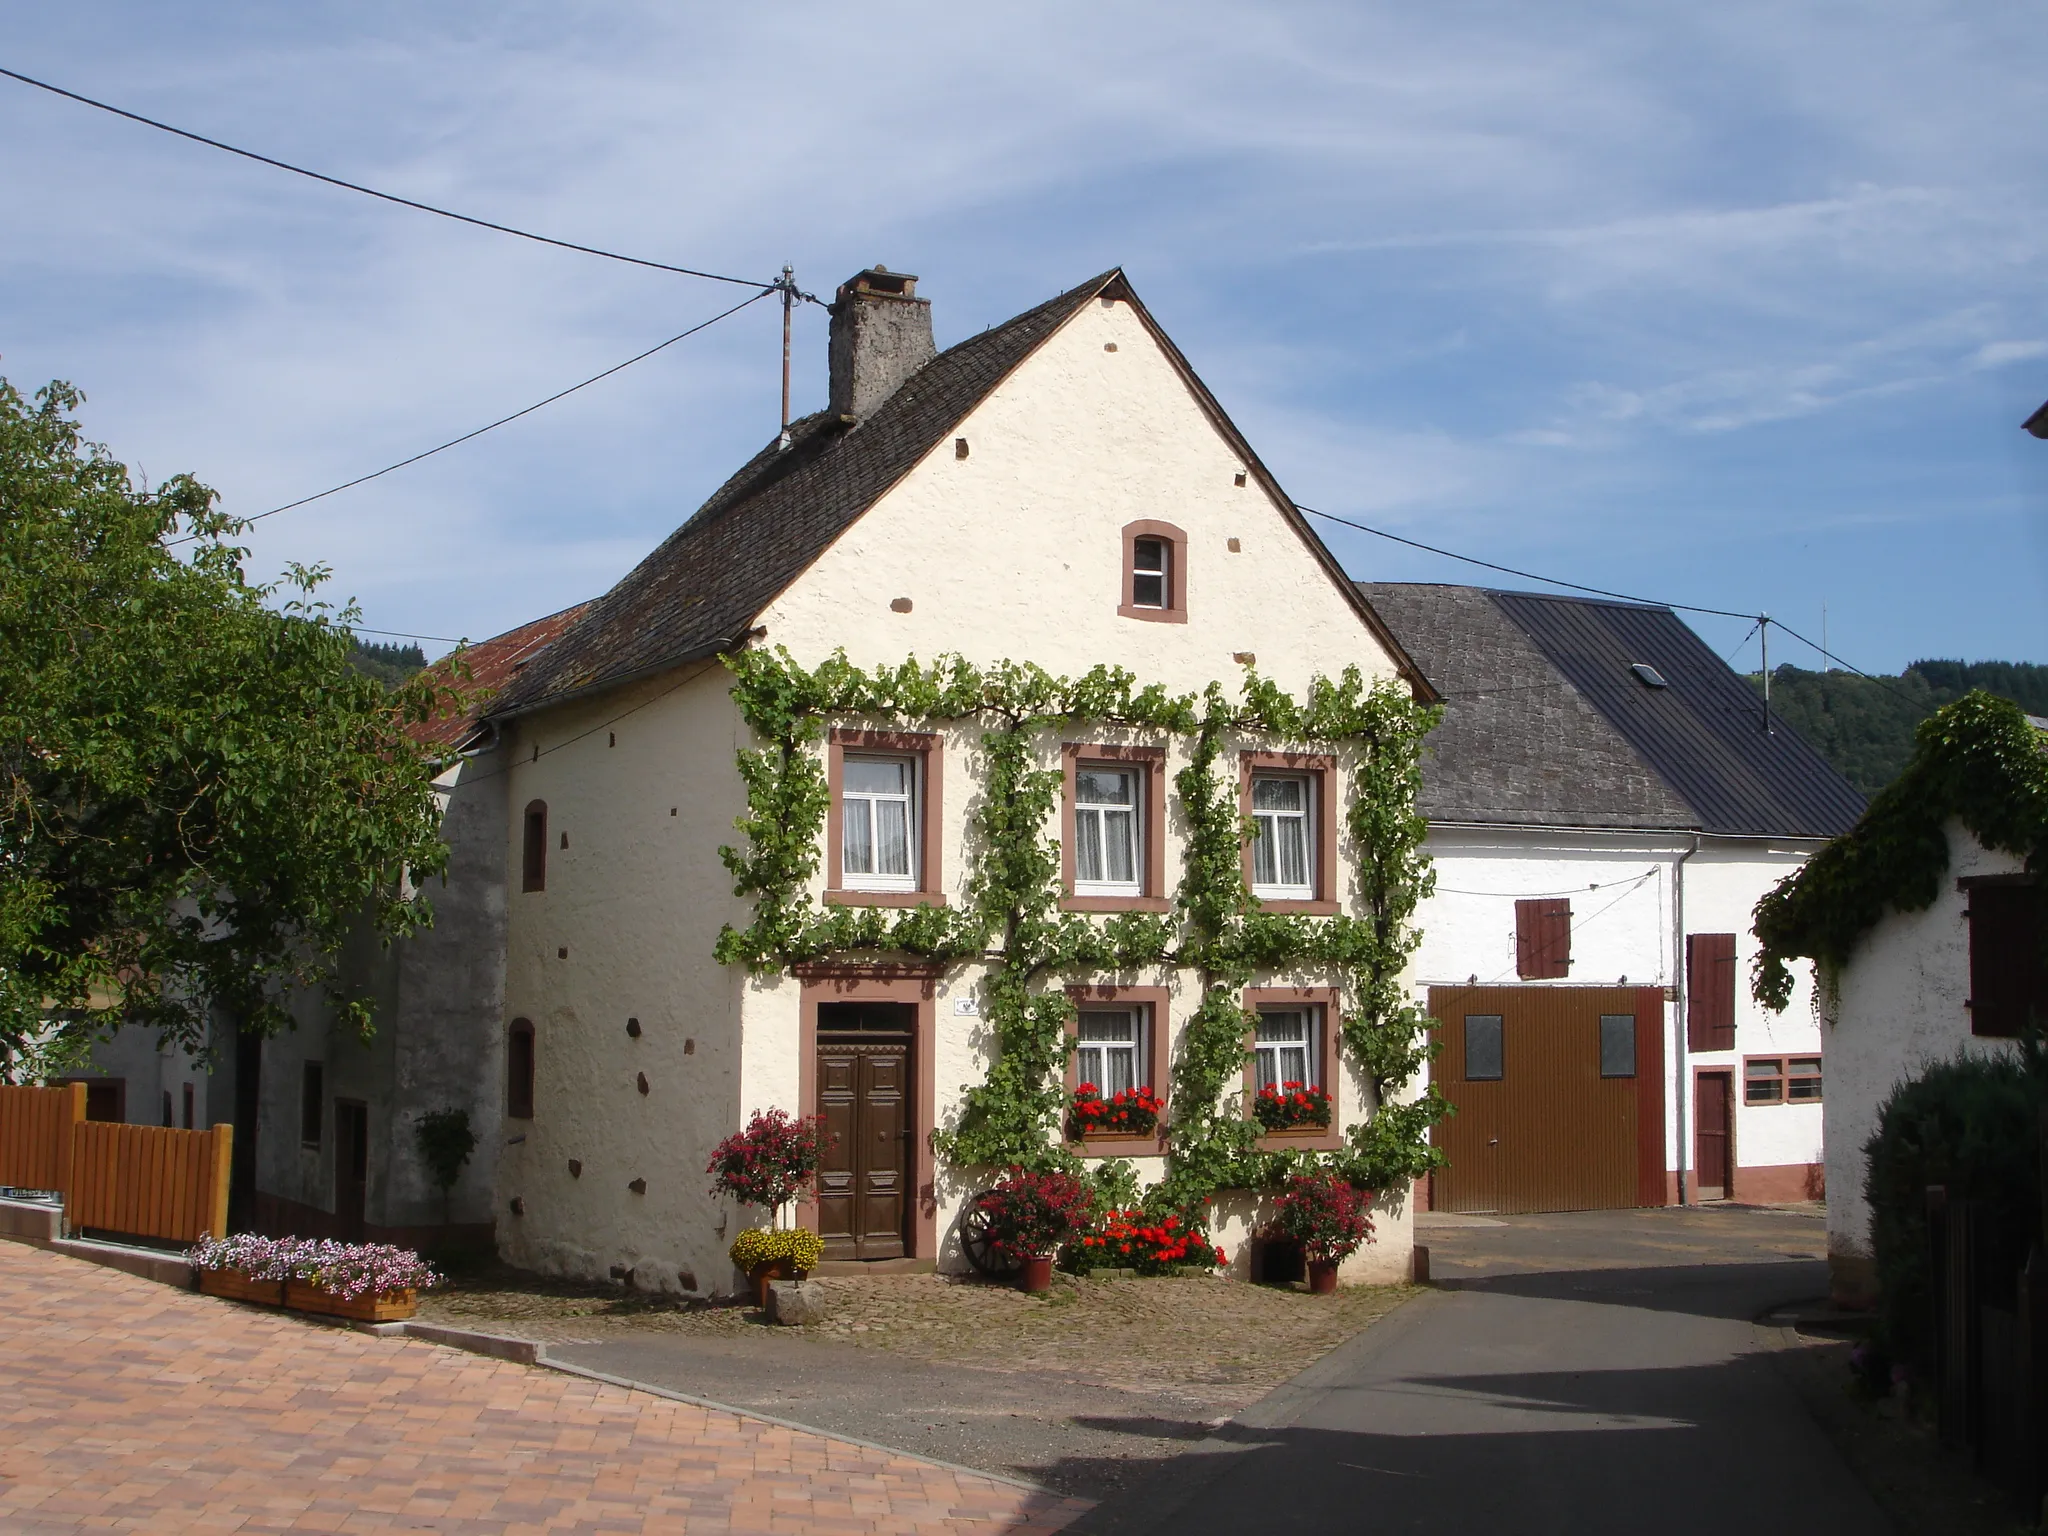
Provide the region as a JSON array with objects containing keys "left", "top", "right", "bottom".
[
  {"left": 1253, "top": 1081, "right": 1333, "bottom": 1133},
  {"left": 706, "top": 1108, "right": 832, "bottom": 1305},
  {"left": 188, "top": 1235, "right": 439, "bottom": 1320},
  {"left": 1268, "top": 1174, "right": 1373, "bottom": 1293},
  {"left": 189, "top": 1234, "right": 293, "bottom": 1306},
  {"left": 972, "top": 1168, "right": 1090, "bottom": 1292},
  {"left": 283, "top": 1239, "right": 440, "bottom": 1321},
  {"left": 1068, "top": 1083, "right": 1163, "bottom": 1140}
]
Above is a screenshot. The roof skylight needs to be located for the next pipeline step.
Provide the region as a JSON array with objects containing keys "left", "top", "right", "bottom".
[{"left": 1629, "top": 662, "right": 1669, "bottom": 689}]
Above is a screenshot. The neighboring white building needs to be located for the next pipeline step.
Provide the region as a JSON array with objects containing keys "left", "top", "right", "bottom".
[{"left": 1361, "top": 584, "right": 1866, "bottom": 1214}]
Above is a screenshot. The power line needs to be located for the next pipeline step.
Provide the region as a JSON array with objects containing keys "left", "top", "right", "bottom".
[
  {"left": 1296, "top": 503, "right": 1758, "bottom": 621},
  {"left": 0, "top": 64, "right": 777, "bottom": 291},
  {"left": 351, "top": 626, "right": 465, "bottom": 645},
  {"left": 170, "top": 287, "right": 772, "bottom": 545}
]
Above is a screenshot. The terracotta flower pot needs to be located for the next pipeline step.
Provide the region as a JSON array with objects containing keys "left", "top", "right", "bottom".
[
  {"left": 1307, "top": 1259, "right": 1339, "bottom": 1295},
  {"left": 750, "top": 1258, "right": 809, "bottom": 1309},
  {"left": 1018, "top": 1255, "right": 1055, "bottom": 1293}
]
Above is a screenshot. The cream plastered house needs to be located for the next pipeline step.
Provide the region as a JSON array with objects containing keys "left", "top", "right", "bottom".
[
  {"left": 1362, "top": 584, "right": 1864, "bottom": 1216},
  {"left": 475, "top": 267, "right": 1437, "bottom": 1294}
]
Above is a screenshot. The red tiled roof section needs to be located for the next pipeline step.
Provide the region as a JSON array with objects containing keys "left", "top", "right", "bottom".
[{"left": 407, "top": 603, "right": 591, "bottom": 753}]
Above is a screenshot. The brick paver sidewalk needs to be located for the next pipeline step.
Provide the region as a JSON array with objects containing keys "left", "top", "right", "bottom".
[{"left": 0, "top": 1242, "right": 1092, "bottom": 1534}]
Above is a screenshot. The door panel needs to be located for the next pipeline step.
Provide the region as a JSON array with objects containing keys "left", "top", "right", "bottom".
[
  {"left": 1694, "top": 1072, "right": 1731, "bottom": 1199},
  {"left": 1429, "top": 986, "right": 1648, "bottom": 1215},
  {"left": 814, "top": 1040, "right": 911, "bottom": 1261}
]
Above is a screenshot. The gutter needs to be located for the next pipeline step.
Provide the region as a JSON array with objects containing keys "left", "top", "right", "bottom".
[
  {"left": 1424, "top": 818, "right": 1833, "bottom": 845},
  {"left": 1672, "top": 834, "right": 1701, "bottom": 1206}
]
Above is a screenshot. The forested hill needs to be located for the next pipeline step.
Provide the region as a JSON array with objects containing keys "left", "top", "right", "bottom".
[
  {"left": 345, "top": 639, "right": 427, "bottom": 688},
  {"left": 1746, "top": 661, "right": 2048, "bottom": 795}
]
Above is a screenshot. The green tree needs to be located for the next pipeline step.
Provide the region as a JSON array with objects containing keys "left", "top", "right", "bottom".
[{"left": 0, "top": 379, "right": 460, "bottom": 1070}]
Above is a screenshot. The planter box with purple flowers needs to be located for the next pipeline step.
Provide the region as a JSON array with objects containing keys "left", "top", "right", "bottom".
[{"left": 189, "top": 1234, "right": 438, "bottom": 1320}]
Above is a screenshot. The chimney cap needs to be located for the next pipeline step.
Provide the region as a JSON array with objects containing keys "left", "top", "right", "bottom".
[{"left": 838, "top": 266, "right": 919, "bottom": 303}]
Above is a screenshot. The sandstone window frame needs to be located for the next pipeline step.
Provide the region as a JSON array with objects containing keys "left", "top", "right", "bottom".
[
  {"left": 826, "top": 728, "right": 946, "bottom": 907},
  {"left": 1119, "top": 519, "right": 1188, "bottom": 623},
  {"left": 1061, "top": 744, "right": 1169, "bottom": 912}
]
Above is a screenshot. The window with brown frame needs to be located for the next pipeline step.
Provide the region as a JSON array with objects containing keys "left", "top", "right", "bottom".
[
  {"left": 1964, "top": 879, "right": 2045, "bottom": 1038},
  {"left": 1063, "top": 984, "right": 1173, "bottom": 1155},
  {"left": 1239, "top": 752, "right": 1337, "bottom": 914},
  {"left": 826, "top": 728, "right": 944, "bottom": 906},
  {"left": 1515, "top": 898, "right": 1571, "bottom": 979},
  {"left": 1119, "top": 519, "right": 1188, "bottom": 623},
  {"left": 1240, "top": 987, "right": 1343, "bottom": 1150},
  {"left": 1686, "top": 933, "right": 1738, "bottom": 1049},
  {"left": 1787, "top": 1057, "right": 1822, "bottom": 1102},
  {"left": 521, "top": 801, "right": 547, "bottom": 893},
  {"left": 507, "top": 1020, "right": 535, "bottom": 1120},
  {"left": 1061, "top": 745, "right": 1168, "bottom": 910},
  {"left": 1744, "top": 1057, "right": 1784, "bottom": 1105}
]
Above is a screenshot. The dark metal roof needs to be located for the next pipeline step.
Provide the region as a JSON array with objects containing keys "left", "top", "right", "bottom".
[
  {"left": 1358, "top": 583, "right": 1866, "bottom": 838},
  {"left": 1358, "top": 583, "right": 1697, "bottom": 829},
  {"left": 488, "top": 274, "right": 1121, "bottom": 718}
]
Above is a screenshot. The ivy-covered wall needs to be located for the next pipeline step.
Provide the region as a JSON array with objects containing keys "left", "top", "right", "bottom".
[{"left": 716, "top": 647, "right": 1446, "bottom": 1220}]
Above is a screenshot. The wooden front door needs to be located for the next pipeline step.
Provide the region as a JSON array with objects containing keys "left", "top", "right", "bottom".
[
  {"left": 1694, "top": 1071, "right": 1732, "bottom": 1200},
  {"left": 336, "top": 1100, "right": 369, "bottom": 1239},
  {"left": 815, "top": 1004, "right": 912, "bottom": 1261}
]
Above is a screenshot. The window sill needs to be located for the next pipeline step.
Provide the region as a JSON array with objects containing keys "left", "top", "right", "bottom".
[
  {"left": 1253, "top": 1123, "right": 1342, "bottom": 1152},
  {"left": 825, "top": 889, "right": 948, "bottom": 909},
  {"left": 1061, "top": 893, "right": 1173, "bottom": 914},
  {"left": 1252, "top": 896, "right": 1339, "bottom": 916},
  {"left": 1068, "top": 1130, "right": 1168, "bottom": 1158},
  {"left": 1116, "top": 603, "right": 1187, "bottom": 624}
]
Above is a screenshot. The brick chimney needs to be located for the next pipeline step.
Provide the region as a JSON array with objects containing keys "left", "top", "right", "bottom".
[{"left": 829, "top": 267, "right": 934, "bottom": 422}]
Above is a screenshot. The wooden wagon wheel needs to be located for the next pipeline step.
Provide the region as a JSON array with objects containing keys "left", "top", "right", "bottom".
[{"left": 959, "top": 1192, "right": 1022, "bottom": 1277}]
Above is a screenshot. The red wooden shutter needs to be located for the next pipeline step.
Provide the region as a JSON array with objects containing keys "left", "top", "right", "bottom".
[
  {"left": 1967, "top": 883, "right": 2043, "bottom": 1038},
  {"left": 1516, "top": 899, "right": 1572, "bottom": 980},
  {"left": 1686, "top": 933, "right": 1737, "bottom": 1051}
]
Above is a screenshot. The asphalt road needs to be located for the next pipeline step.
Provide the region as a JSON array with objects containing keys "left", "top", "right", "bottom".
[{"left": 1072, "top": 1206, "right": 1890, "bottom": 1536}]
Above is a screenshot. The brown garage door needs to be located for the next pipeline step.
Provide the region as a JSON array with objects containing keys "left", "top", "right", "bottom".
[{"left": 1429, "top": 986, "right": 1666, "bottom": 1215}]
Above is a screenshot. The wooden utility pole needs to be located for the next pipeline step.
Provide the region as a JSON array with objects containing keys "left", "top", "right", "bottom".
[{"left": 779, "top": 264, "right": 795, "bottom": 432}]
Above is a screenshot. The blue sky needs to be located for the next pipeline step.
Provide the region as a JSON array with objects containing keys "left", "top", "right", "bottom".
[{"left": 3, "top": 2, "right": 2045, "bottom": 671}]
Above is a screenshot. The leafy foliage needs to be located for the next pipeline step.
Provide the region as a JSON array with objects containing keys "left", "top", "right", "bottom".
[
  {"left": 413, "top": 1108, "right": 477, "bottom": 1195},
  {"left": 0, "top": 379, "right": 463, "bottom": 1066},
  {"left": 1753, "top": 692, "right": 2048, "bottom": 1010},
  {"left": 1748, "top": 661, "right": 2048, "bottom": 796},
  {"left": 713, "top": 646, "right": 1444, "bottom": 1218},
  {"left": 1863, "top": 1042, "right": 2043, "bottom": 1374}
]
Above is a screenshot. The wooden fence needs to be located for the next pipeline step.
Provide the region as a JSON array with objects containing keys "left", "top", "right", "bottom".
[
  {"left": 0, "top": 1082, "right": 86, "bottom": 1193},
  {"left": 65, "top": 1121, "right": 233, "bottom": 1244}
]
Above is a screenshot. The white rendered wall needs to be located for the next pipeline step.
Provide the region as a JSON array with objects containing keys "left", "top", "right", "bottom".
[
  {"left": 1415, "top": 826, "right": 1825, "bottom": 1193},
  {"left": 1825, "top": 822, "right": 2024, "bottom": 1281}
]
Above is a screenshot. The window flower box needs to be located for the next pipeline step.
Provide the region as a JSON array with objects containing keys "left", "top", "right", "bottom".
[
  {"left": 1067, "top": 1084, "right": 1162, "bottom": 1141},
  {"left": 1253, "top": 1081, "right": 1331, "bottom": 1133}
]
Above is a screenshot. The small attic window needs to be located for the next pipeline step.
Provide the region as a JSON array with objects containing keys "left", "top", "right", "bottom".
[{"left": 1629, "top": 663, "right": 1669, "bottom": 689}]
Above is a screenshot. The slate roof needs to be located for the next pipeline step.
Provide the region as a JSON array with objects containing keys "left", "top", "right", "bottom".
[
  {"left": 1358, "top": 583, "right": 1866, "bottom": 838},
  {"left": 487, "top": 275, "right": 1120, "bottom": 719},
  {"left": 408, "top": 603, "right": 591, "bottom": 754}
]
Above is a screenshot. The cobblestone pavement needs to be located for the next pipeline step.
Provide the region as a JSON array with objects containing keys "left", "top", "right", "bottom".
[
  {"left": 0, "top": 1242, "right": 1092, "bottom": 1534},
  {"left": 420, "top": 1270, "right": 1417, "bottom": 1405}
]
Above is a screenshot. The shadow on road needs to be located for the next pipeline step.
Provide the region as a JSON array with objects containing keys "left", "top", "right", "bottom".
[{"left": 1441, "top": 1257, "right": 1829, "bottom": 1322}]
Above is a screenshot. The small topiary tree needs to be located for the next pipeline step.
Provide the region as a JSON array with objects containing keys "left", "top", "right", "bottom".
[
  {"left": 706, "top": 1108, "right": 831, "bottom": 1228},
  {"left": 413, "top": 1108, "right": 477, "bottom": 1223}
]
